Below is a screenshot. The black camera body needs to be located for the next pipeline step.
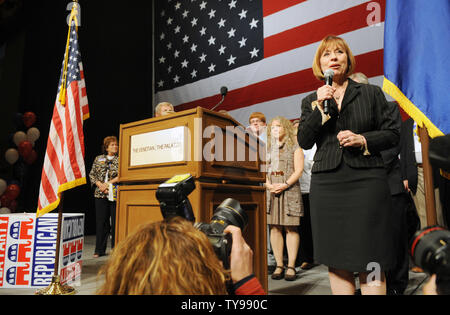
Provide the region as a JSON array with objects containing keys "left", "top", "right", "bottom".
[
  {"left": 155, "top": 174, "right": 196, "bottom": 222},
  {"left": 156, "top": 174, "right": 248, "bottom": 269}
]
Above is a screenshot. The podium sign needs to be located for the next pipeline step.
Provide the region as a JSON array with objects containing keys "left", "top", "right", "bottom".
[{"left": 130, "top": 126, "right": 187, "bottom": 166}]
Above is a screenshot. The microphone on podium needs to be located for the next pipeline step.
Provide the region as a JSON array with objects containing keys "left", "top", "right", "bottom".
[
  {"left": 323, "top": 69, "right": 334, "bottom": 115},
  {"left": 211, "top": 86, "right": 228, "bottom": 111}
]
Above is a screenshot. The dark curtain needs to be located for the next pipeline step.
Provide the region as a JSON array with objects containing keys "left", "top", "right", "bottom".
[{"left": 16, "top": 0, "right": 153, "bottom": 234}]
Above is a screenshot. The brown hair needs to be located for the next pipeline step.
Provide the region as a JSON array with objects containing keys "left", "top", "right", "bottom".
[
  {"left": 96, "top": 217, "right": 229, "bottom": 295},
  {"left": 248, "top": 112, "right": 266, "bottom": 124},
  {"left": 103, "top": 136, "right": 118, "bottom": 154},
  {"left": 312, "top": 35, "right": 356, "bottom": 80}
]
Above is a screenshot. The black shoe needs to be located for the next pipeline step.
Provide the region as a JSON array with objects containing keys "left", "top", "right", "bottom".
[
  {"left": 387, "top": 288, "right": 403, "bottom": 295},
  {"left": 271, "top": 266, "right": 285, "bottom": 280},
  {"left": 284, "top": 266, "right": 297, "bottom": 281}
]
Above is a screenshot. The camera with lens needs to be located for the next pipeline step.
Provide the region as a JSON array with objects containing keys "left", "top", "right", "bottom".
[
  {"left": 156, "top": 174, "right": 248, "bottom": 269},
  {"left": 410, "top": 225, "right": 450, "bottom": 275}
]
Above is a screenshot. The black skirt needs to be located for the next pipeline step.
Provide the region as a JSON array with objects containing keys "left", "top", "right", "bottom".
[{"left": 310, "top": 161, "right": 395, "bottom": 272}]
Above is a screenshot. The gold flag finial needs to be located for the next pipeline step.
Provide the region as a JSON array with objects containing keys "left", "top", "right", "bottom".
[{"left": 58, "top": 3, "right": 80, "bottom": 106}]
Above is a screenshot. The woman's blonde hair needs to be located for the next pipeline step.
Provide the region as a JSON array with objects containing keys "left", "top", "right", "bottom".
[
  {"left": 97, "top": 217, "right": 229, "bottom": 295},
  {"left": 266, "top": 116, "right": 297, "bottom": 150},
  {"left": 312, "top": 35, "right": 356, "bottom": 80}
]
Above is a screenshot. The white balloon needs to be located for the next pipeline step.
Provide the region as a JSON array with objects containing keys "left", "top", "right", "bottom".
[
  {"left": 0, "top": 179, "right": 6, "bottom": 195},
  {"left": 5, "top": 148, "right": 19, "bottom": 165},
  {"left": 0, "top": 207, "right": 11, "bottom": 214},
  {"left": 27, "top": 127, "right": 40, "bottom": 142},
  {"left": 13, "top": 131, "right": 27, "bottom": 146}
]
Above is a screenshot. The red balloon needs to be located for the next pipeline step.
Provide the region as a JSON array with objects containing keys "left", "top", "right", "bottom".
[
  {"left": 18, "top": 141, "right": 33, "bottom": 158},
  {"left": 23, "top": 112, "right": 37, "bottom": 128},
  {"left": 5, "top": 184, "right": 20, "bottom": 200},
  {"left": 24, "top": 150, "right": 37, "bottom": 165},
  {"left": 0, "top": 194, "right": 11, "bottom": 208}
]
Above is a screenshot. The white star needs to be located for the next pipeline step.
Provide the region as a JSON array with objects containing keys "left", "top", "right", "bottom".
[
  {"left": 181, "top": 59, "right": 189, "bottom": 68},
  {"left": 167, "top": 17, "right": 173, "bottom": 25},
  {"left": 174, "top": 50, "right": 180, "bottom": 58},
  {"left": 208, "top": 9, "right": 216, "bottom": 19},
  {"left": 191, "top": 18, "right": 198, "bottom": 27},
  {"left": 249, "top": 47, "right": 259, "bottom": 58},
  {"left": 157, "top": 80, "right": 164, "bottom": 87},
  {"left": 228, "top": 0, "right": 237, "bottom": 9},
  {"left": 227, "top": 55, "right": 236, "bottom": 66},
  {"left": 249, "top": 18, "right": 259, "bottom": 29},
  {"left": 174, "top": 25, "right": 181, "bottom": 34},
  {"left": 227, "top": 28, "right": 236, "bottom": 38},
  {"left": 191, "top": 69, "right": 197, "bottom": 78},
  {"left": 167, "top": 42, "right": 172, "bottom": 50},
  {"left": 238, "top": 9, "right": 247, "bottom": 20},
  {"left": 218, "top": 45, "right": 226, "bottom": 55},
  {"left": 173, "top": 75, "right": 180, "bottom": 83},
  {"left": 218, "top": 18, "right": 226, "bottom": 28},
  {"left": 159, "top": 56, "right": 166, "bottom": 64},
  {"left": 160, "top": 33, "right": 165, "bottom": 40},
  {"left": 182, "top": 10, "right": 189, "bottom": 18},
  {"left": 199, "top": 1, "right": 207, "bottom": 10},
  {"left": 174, "top": 2, "right": 181, "bottom": 10},
  {"left": 182, "top": 35, "right": 190, "bottom": 43},
  {"left": 208, "top": 63, "right": 216, "bottom": 72},
  {"left": 208, "top": 36, "right": 216, "bottom": 46},
  {"left": 199, "top": 53, "right": 207, "bottom": 63},
  {"left": 168, "top": 66, "right": 172, "bottom": 73},
  {"left": 199, "top": 27, "right": 207, "bottom": 36},
  {"left": 238, "top": 37, "right": 247, "bottom": 48},
  {"left": 190, "top": 43, "right": 198, "bottom": 52}
]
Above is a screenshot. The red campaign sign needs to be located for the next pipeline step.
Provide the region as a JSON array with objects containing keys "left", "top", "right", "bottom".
[
  {"left": 0, "top": 214, "right": 84, "bottom": 288},
  {"left": 0, "top": 217, "right": 9, "bottom": 286}
]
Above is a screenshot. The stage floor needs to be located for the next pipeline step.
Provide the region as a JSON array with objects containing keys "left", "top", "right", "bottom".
[{"left": 0, "top": 235, "right": 428, "bottom": 295}]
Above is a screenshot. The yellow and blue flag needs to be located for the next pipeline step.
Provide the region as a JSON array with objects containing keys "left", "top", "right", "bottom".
[{"left": 383, "top": 0, "right": 450, "bottom": 138}]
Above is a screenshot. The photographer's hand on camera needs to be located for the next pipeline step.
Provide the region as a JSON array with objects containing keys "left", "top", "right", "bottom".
[{"left": 224, "top": 225, "right": 253, "bottom": 283}]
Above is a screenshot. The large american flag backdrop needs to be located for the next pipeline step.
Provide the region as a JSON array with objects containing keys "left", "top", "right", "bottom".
[{"left": 154, "top": 0, "right": 388, "bottom": 126}]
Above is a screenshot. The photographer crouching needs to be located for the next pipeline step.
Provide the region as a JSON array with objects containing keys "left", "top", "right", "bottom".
[{"left": 96, "top": 175, "right": 265, "bottom": 295}]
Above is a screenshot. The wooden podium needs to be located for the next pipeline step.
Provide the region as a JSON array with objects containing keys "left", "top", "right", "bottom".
[{"left": 116, "top": 107, "right": 268, "bottom": 291}]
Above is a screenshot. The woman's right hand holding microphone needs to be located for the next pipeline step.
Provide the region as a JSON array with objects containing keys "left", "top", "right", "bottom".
[{"left": 316, "top": 85, "right": 336, "bottom": 109}]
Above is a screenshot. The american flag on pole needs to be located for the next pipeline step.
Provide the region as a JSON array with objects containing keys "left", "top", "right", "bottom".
[
  {"left": 154, "top": 0, "right": 387, "bottom": 125},
  {"left": 37, "top": 17, "right": 89, "bottom": 218}
]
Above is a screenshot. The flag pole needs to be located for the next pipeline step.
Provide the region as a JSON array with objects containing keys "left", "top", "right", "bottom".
[
  {"left": 418, "top": 126, "right": 438, "bottom": 226},
  {"left": 35, "top": 2, "right": 80, "bottom": 295},
  {"left": 35, "top": 193, "right": 76, "bottom": 295}
]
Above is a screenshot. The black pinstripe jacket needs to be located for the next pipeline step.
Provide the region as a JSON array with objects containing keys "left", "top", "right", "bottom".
[{"left": 297, "top": 79, "right": 400, "bottom": 173}]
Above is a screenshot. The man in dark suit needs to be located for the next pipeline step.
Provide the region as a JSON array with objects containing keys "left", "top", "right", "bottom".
[
  {"left": 381, "top": 102, "right": 410, "bottom": 295},
  {"left": 350, "top": 73, "right": 410, "bottom": 294}
]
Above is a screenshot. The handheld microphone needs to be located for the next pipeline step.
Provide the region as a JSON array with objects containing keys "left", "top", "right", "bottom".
[
  {"left": 323, "top": 69, "right": 334, "bottom": 115},
  {"left": 211, "top": 86, "right": 228, "bottom": 111}
]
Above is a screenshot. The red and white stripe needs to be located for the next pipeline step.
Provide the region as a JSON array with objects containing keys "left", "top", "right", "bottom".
[
  {"left": 155, "top": 0, "right": 390, "bottom": 125},
  {"left": 37, "top": 63, "right": 89, "bottom": 218}
]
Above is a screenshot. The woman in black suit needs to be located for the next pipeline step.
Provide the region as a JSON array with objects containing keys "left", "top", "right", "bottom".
[{"left": 297, "top": 36, "right": 399, "bottom": 295}]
